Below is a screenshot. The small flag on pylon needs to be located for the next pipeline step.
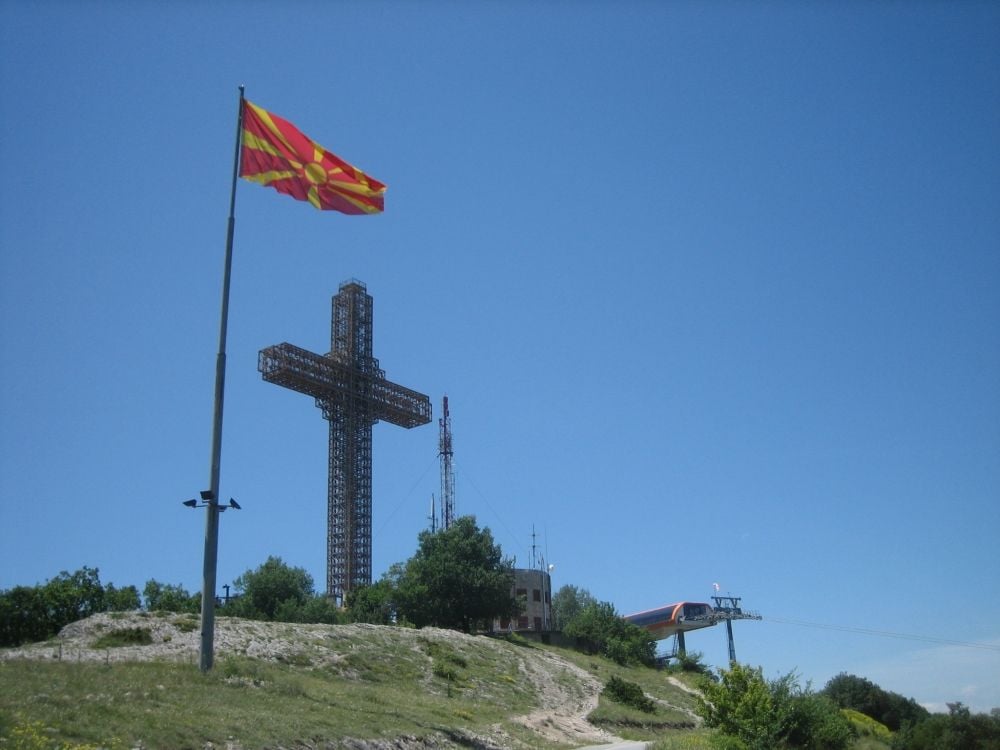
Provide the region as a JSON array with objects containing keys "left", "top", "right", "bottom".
[{"left": 239, "top": 100, "right": 386, "bottom": 214}]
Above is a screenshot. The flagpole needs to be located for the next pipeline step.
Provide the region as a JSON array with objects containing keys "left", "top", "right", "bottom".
[{"left": 200, "top": 84, "right": 245, "bottom": 672}]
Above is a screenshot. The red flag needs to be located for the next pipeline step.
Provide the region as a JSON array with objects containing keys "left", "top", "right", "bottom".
[{"left": 240, "top": 100, "right": 386, "bottom": 214}]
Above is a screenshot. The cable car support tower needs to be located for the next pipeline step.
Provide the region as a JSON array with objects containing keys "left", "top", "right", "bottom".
[{"left": 696, "top": 595, "right": 763, "bottom": 663}]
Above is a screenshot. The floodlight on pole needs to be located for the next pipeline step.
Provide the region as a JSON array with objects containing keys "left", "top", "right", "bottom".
[{"left": 182, "top": 494, "right": 242, "bottom": 514}]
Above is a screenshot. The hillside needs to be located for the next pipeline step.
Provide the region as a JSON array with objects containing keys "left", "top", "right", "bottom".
[{"left": 0, "top": 612, "right": 703, "bottom": 749}]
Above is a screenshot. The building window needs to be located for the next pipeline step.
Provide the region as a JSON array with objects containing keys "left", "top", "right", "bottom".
[
  {"left": 518, "top": 616, "right": 529, "bottom": 630},
  {"left": 516, "top": 588, "right": 527, "bottom": 598},
  {"left": 533, "top": 589, "right": 541, "bottom": 602},
  {"left": 534, "top": 616, "right": 542, "bottom": 631}
]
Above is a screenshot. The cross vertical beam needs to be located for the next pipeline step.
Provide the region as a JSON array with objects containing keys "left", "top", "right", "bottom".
[{"left": 259, "top": 280, "right": 431, "bottom": 602}]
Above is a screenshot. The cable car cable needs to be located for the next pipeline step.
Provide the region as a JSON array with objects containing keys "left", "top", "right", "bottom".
[{"left": 764, "top": 616, "right": 1000, "bottom": 651}]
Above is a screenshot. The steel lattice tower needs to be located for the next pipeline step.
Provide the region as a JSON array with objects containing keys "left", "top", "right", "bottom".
[
  {"left": 439, "top": 395, "right": 455, "bottom": 529},
  {"left": 259, "top": 280, "right": 432, "bottom": 602}
]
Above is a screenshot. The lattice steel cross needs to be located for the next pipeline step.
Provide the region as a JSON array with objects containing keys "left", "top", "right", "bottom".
[{"left": 259, "top": 280, "right": 431, "bottom": 602}]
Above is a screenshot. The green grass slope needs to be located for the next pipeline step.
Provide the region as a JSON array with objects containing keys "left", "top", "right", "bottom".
[{"left": 0, "top": 612, "right": 696, "bottom": 749}]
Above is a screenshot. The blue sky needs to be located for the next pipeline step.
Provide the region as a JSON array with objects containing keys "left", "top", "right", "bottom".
[{"left": 1, "top": 0, "right": 998, "bottom": 713}]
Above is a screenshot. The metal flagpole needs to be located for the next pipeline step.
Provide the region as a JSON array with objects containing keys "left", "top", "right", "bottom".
[{"left": 199, "top": 84, "right": 246, "bottom": 672}]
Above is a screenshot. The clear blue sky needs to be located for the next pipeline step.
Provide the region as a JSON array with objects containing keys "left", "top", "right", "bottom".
[{"left": 2, "top": 0, "right": 998, "bottom": 713}]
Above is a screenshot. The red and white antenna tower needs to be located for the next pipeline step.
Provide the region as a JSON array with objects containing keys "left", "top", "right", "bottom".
[{"left": 439, "top": 396, "right": 456, "bottom": 529}]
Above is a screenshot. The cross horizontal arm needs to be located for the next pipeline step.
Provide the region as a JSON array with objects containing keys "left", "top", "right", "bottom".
[{"left": 259, "top": 343, "right": 432, "bottom": 428}]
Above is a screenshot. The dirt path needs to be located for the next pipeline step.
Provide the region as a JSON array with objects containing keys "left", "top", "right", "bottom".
[{"left": 508, "top": 647, "right": 621, "bottom": 748}]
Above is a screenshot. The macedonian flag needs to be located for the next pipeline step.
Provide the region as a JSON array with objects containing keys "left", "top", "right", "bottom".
[{"left": 240, "top": 100, "right": 386, "bottom": 214}]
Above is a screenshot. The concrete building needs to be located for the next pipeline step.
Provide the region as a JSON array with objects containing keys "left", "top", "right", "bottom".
[{"left": 497, "top": 567, "right": 553, "bottom": 632}]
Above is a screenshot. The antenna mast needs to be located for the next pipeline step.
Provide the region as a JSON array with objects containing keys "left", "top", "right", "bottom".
[{"left": 439, "top": 395, "right": 455, "bottom": 529}]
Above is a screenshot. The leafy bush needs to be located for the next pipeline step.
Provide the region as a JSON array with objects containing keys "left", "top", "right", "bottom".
[
  {"left": 671, "top": 650, "right": 716, "bottom": 679},
  {"left": 842, "top": 708, "right": 892, "bottom": 741},
  {"left": 603, "top": 675, "right": 656, "bottom": 713},
  {"left": 697, "top": 663, "right": 852, "bottom": 750},
  {"left": 432, "top": 663, "right": 458, "bottom": 681},
  {"left": 782, "top": 692, "right": 854, "bottom": 749}
]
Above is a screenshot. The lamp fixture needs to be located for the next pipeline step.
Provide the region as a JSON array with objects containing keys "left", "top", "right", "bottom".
[{"left": 182, "top": 494, "right": 242, "bottom": 512}]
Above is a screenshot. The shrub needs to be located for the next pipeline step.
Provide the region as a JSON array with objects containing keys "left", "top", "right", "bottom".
[
  {"left": 172, "top": 615, "right": 198, "bottom": 633},
  {"left": 842, "top": 708, "right": 892, "bottom": 741},
  {"left": 603, "top": 675, "right": 656, "bottom": 713},
  {"left": 92, "top": 627, "right": 153, "bottom": 648},
  {"left": 672, "top": 650, "right": 715, "bottom": 679},
  {"left": 698, "top": 663, "right": 852, "bottom": 750}
]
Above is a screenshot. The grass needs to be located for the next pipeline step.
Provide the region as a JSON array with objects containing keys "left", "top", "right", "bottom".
[
  {"left": 0, "top": 618, "right": 549, "bottom": 750},
  {"left": 91, "top": 627, "right": 153, "bottom": 648},
  {"left": 0, "top": 619, "right": 897, "bottom": 750},
  {"left": 649, "top": 729, "right": 717, "bottom": 749},
  {"left": 851, "top": 740, "right": 892, "bottom": 750},
  {"left": 171, "top": 615, "right": 198, "bottom": 633},
  {"left": 0, "top": 657, "right": 531, "bottom": 749}
]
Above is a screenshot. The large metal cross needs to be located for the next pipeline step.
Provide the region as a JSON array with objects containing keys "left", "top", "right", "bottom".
[{"left": 259, "top": 280, "right": 431, "bottom": 603}]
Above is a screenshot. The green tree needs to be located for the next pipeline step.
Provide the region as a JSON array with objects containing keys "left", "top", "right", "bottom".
[
  {"left": 273, "top": 595, "right": 342, "bottom": 624},
  {"left": 1, "top": 567, "right": 135, "bottom": 646},
  {"left": 42, "top": 567, "right": 106, "bottom": 625},
  {"left": 0, "top": 585, "right": 48, "bottom": 646},
  {"left": 394, "top": 516, "right": 517, "bottom": 633},
  {"left": 822, "top": 672, "right": 929, "bottom": 731},
  {"left": 346, "top": 579, "right": 396, "bottom": 625},
  {"left": 563, "top": 600, "right": 656, "bottom": 666},
  {"left": 104, "top": 583, "right": 141, "bottom": 611},
  {"left": 893, "top": 702, "right": 1000, "bottom": 750},
  {"left": 551, "top": 584, "right": 596, "bottom": 630},
  {"left": 229, "top": 556, "right": 315, "bottom": 620},
  {"left": 142, "top": 580, "right": 199, "bottom": 613}
]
